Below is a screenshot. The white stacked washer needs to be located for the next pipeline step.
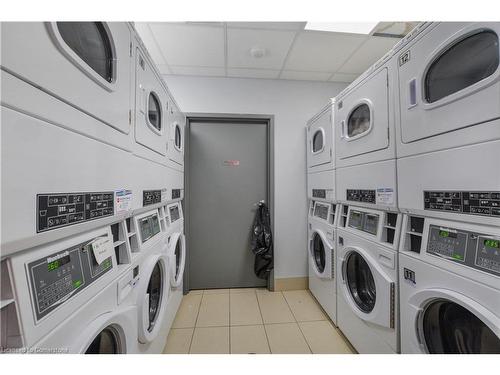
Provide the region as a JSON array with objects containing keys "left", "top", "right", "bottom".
[
  {"left": 393, "top": 22, "right": 500, "bottom": 353},
  {"left": 306, "top": 100, "right": 338, "bottom": 323},
  {"left": 333, "top": 39, "right": 405, "bottom": 353},
  {"left": 3, "top": 227, "right": 140, "bottom": 353},
  {"left": 134, "top": 208, "right": 171, "bottom": 354},
  {"left": 399, "top": 217, "right": 500, "bottom": 353},
  {"left": 336, "top": 205, "right": 402, "bottom": 353}
]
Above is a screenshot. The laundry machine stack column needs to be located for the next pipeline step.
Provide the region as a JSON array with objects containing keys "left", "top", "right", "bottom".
[
  {"left": 306, "top": 100, "right": 339, "bottom": 324},
  {"left": 394, "top": 22, "right": 500, "bottom": 354}
]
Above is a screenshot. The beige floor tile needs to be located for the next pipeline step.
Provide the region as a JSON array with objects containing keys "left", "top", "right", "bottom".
[
  {"left": 230, "top": 287, "right": 266, "bottom": 294},
  {"left": 256, "top": 290, "right": 295, "bottom": 324},
  {"left": 230, "top": 325, "right": 270, "bottom": 354},
  {"left": 163, "top": 328, "right": 194, "bottom": 354},
  {"left": 299, "top": 321, "right": 354, "bottom": 354},
  {"left": 283, "top": 290, "right": 327, "bottom": 322},
  {"left": 203, "top": 288, "right": 229, "bottom": 295},
  {"left": 187, "top": 290, "right": 204, "bottom": 295},
  {"left": 230, "top": 292, "right": 263, "bottom": 326},
  {"left": 190, "top": 327, "right": 230, "bottom": 354},
  {"left": 196, "top": 293, "right": 230, "bottom": 327},
  {"left": 171, "top": 293, "right": 202, "bottom": 328},
  {"left": 264, "top": 323, "right": 311, "bottom": 354}
]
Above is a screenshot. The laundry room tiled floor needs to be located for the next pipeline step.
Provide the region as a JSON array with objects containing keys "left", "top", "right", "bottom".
[{"left": 163, "top": 288, "right": 355, "bottom": 354}]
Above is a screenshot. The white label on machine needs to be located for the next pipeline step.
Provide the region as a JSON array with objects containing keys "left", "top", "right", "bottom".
[
  {"left": 161, "top": 188, "right": 168, "bottom": 202},
  {"left": 90, "top": 237, "right": 113, "bottom": 265},
  {"left": 376, "top": 188, "right": 394, "bottom": 205},
  {"left": 115, "top": 189, "right": 133, "bottom": 213}
]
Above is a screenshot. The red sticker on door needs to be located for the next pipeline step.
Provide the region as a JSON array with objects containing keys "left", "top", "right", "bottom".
[{"left": 223, "top": 160, "right": 240, "bottom": 166}]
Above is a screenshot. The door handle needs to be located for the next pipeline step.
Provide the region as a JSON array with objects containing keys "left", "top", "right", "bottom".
[{"left": 408, "top": 78, "right": 417, "bottom": 108}]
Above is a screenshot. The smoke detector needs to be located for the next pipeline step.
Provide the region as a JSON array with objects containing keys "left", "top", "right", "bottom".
[{"left": 250, "top": 47, "right": 267, "bottom": 59}]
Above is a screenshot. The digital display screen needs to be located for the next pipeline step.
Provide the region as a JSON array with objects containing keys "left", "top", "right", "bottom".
[
  {"left": 484, "top": 239, "right": 499, "bottom": 249},
  {"left": 439, "top": 230, "right": 457, "bottom": 238},
  {"left": 47, "top": 254, "right": 70, "bottom": 272}
]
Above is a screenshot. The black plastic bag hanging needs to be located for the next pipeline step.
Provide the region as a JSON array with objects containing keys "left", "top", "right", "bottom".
[{"left": 250, "top": 201, "right": 274, "bottom": 279}]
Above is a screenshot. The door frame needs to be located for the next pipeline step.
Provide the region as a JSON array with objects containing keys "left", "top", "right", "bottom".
[{"left": 183, "top": 113, "right": 275, "bottom": 293}]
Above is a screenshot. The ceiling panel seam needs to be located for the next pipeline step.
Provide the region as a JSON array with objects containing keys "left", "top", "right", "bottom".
[
  {"left": 277, "top": 30, "right": 301, "bottom": 79},
  {"left": 148, "top": 23, "right": 173, "bottom": 74}
]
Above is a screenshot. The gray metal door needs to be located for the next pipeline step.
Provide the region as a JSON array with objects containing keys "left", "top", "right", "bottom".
[{"left": 188, "top": 121, "right": 268, "bottom": 289}]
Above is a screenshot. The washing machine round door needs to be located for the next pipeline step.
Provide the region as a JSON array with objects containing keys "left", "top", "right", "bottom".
[
  {"left": 422, "top": 300, "right": 500, "bottom": 354},
  {"left": 85, "top": 326, "right": 121, "bottom": 354},
  {"left": 169, "top": 232, "right": 186, "bottom": 288},
  {"left": 138, "top": 254, "right": 169, "bottom": 344},
  {"left": 311, "top": 232, "right": 326, "bottom": 274},
  {"left": 345, "top": 251, "right": 376, "bottom": 313}
]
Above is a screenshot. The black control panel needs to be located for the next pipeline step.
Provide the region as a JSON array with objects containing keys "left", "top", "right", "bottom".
[
  {"left": 143, "top": 190, "right": 162, "bottom": 206},
  {"left": 312, "top": 189, "right": 326, "bottom": 199},
  {"left": 427, "top": 225, "right": 500, "bottom": 277},
  {"left": 27, "top": 236, "right": 113, "bottom": 321},
  {"left": 172, "top": 189, "right": 181, "bottom": 199},
  {"left": 37, "top": 192, "right": 114, "bottom": 233},
  {"left": 424, "top": 191, "right": 500, "bottom": 218},
  {"left": 139, "top": 213, "right": 161, "bottom": 243},
  {"left": 347, "top": 189, "right": 376, "bottom": 204}
]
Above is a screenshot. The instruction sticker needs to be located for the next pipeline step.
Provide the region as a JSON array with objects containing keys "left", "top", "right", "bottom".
[
  {"left": 115, "top": 189, "right": 133, "bottom": 213},
  {"left": 376, "top": 188, "right": 394, "bottom": 205},
  {"left": 89, "top": 237, "right": 113, "bottom": 265},
  {"left": 161, "top": 188, "right": 168, "bottom": 202}
]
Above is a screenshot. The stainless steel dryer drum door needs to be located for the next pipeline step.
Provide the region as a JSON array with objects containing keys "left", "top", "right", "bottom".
[
  {"left": 344, "top": 251, "right": 376, "bottom": 313},
  {"left": 137, "top": 254, "right": 170, "bottom": 344},
  {"left": 420, "top": 300, "right": 500, "bottom": 354},
  {"left": 168, "top": 232, "right": 186, "bottom": 288}
]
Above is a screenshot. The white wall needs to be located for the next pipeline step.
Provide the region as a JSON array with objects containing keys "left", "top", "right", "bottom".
[{"left": 164, "top": 75, "right": 347, "bottom": 279}]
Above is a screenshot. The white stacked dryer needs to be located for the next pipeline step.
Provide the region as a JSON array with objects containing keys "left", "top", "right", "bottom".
[
  {"left": 306, "top": 101, "right": 338, "bottom": 324},
  {"left": 393, "top": 22, "right": 500, "bottom": 353}
]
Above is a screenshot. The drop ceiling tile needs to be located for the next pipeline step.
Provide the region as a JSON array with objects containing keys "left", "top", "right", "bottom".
[
  {"left": 337, "top": 36, "right": 399, "bottom": 74},
  {"left": 284, "top": 31, "right": 367, "bottom": 72},
  {"left": 227, "top": 28, "right": 296, "bottom": 70},
  {"left": 170, "top": 65, "right": 226, "bottom": 77},
  {"left": 280, "top": 70, "right": 332, "bottom": 81},
  {"left": 226, "top": 22, "right": 306, "bottom": 31},
  {"left": 149, "top": 23, "right": 225, "bottom": 67},
  {"left": 330, "top": 72, "right": 359, "bottom": 83},
  {"left": 227, "top": 68, "right": 280, "bottom": 79},
  {"left": 134, "top": 23, "right": 168, "bottom": 66}
]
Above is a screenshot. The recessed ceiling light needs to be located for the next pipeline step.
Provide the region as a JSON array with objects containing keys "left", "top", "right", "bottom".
[{"left": 304, "top": 22, "right": 379, "bottom": 35}]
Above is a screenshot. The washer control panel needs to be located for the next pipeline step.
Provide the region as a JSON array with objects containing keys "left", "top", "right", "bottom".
[
  {"left": 37, "top": 192, "right": 114, "bottom": 233},
  {"left": 424, "top": 191, "right": 500, "bottom": 218},
  {"left": 347, "top": 189, "right": 376, "bottom": 204},
  {"left": 139, "top": 213, "right": 161, "bottom": 243},
  {"left": 427, "top": 225, "right": 500, "bottom": 276},
  {"left": 348, "top": 210, "right": 379, "bottom": 236},
  {"left": 27, "top": 236, "right": 113, "bottom": 321}
]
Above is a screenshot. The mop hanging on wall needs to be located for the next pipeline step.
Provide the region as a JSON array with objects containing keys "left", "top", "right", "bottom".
[{"left": 250, "top": 200, "right": 274, "bottom": 279}]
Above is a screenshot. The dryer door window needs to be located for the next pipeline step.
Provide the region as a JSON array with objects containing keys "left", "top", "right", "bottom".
[
  {"left": 57, "top": 22, "right": 114, "bottom": 83},
  {"left": 422, "top": 300, "right": 500, "bottom": 354},
  {"left": 174, "top": 240, "right": 181, "bottom": 278},
  {"left": 85, "top": 327, "right": 120, "bottom": 354},
  {"left": 347, "top": 103, "right": 371, "bottom": 138},
  {"left": 312, "top": 233, "right": 326, "bottom": 273},
  {"left": 345, "top": 252, "right": 376, "bottom": 313},
  {"left": 312, "top": 130, "right": 324, "bottom": 153},
  {"left": 425, "top": 30, "right": 499, "bottom": 103},
  {"left": 148, "top": 92, "right": 162, "bottom": 131},
  {"left": 175, "top": 124, "right": 182, "bottom": 150},
  {"left": 147, "top": 262, "right": 164, "bottom": 332}
]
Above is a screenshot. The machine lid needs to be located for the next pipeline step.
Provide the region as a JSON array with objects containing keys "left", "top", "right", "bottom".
[
  {"left": 312, "top": 232, "right": 326, "bottom": 273},
  {"left": 422, "top": 300, "right": 500, "bottom": 354},
  {"left": 85, "top": 326, "right": 120, "bottom": 354},
  {"left": 147, "top": 261, "right": 164, "bottom": 332},
  {"left": 345, "top": 251, "right": 376, "bottom": 313}
]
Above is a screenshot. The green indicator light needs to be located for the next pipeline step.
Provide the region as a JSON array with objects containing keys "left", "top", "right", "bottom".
[
  {"left": 484, "top": 239, "right": 499, "bottom": 249},
  {"left": 73, "top": 280, "right": 82, "bottom": 289},
  {"left": 439, "top": 230, "right": 449, "bottom": 238}
]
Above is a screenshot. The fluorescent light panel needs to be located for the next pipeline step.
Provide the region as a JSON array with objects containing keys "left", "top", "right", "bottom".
[{"left": 305, "top": 22, "right": 379, "bottom": 35}]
